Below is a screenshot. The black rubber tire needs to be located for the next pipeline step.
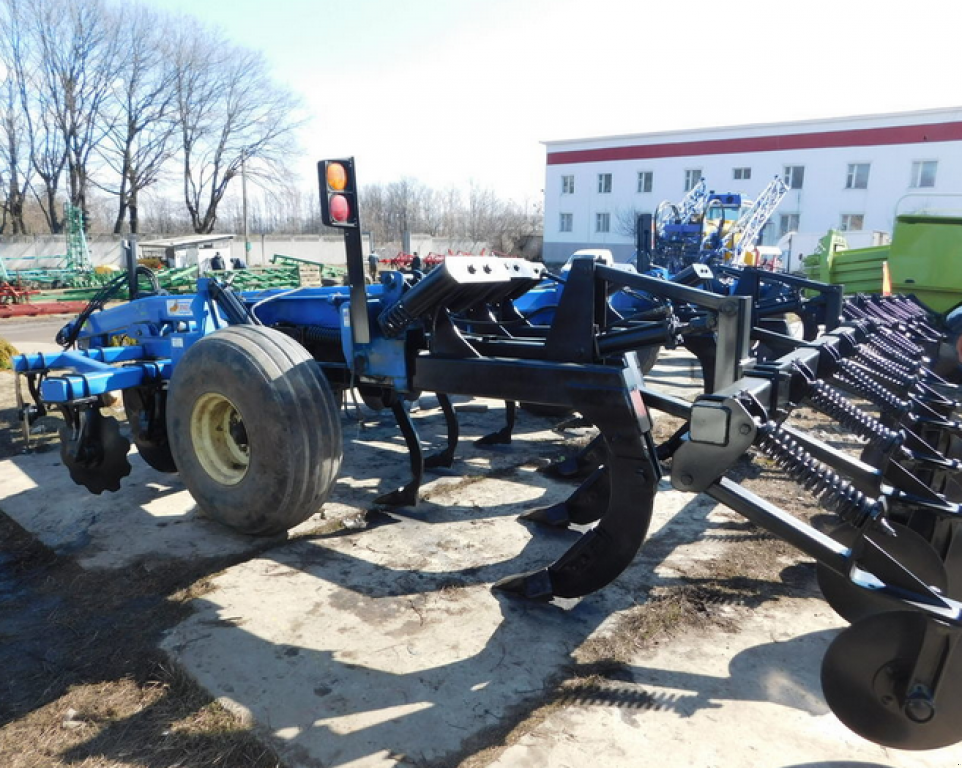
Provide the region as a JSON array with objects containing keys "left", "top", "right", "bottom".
[{"left": 167, "top": 325, "right": 342, "bottom": 535}]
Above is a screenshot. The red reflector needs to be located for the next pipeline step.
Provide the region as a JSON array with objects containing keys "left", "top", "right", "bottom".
[{"left": 329, "top": 194, "right": 350, "bottom": 222}]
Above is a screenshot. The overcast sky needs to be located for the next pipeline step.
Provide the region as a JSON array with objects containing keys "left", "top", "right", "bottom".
[{"left": 147, "top": 0, "right": 960, "bottom": 203}]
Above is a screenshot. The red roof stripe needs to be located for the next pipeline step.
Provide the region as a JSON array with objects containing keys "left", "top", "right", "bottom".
[{"left": 546, "top": 121, "right": 962, "bottom": 165}]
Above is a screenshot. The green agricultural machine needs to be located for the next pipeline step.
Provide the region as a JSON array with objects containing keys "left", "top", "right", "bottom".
[{"left": 805, "top": 215, "right": 962, "bottom": 314}]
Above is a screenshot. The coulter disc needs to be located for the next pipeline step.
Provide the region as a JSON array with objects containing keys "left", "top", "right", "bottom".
[
  {"left": 816, "top": 522, "right": 948, "bottom": 624},
  {"left": 59, "top": 412, "right": 131, "bottom": 494},
  {"left": 821, "top": 611, "right": 962, "bottom": 750}
]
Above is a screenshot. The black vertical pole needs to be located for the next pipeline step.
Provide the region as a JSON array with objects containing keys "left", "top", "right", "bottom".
[
  {"left": 125, "top": 236, "right": 138, "bottom": 300},
  {"left": 344, "top": 227, "right": 370, "bottom": 345},
  {"left": 636, "top": 213, "right": 653, "bottom": 272}
]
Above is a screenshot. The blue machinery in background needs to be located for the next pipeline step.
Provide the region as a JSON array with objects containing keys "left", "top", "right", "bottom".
[{"left": 11, "top": 158, "right": 962, "bottom": 750}]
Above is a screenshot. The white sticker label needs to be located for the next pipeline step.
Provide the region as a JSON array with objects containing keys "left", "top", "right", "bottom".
[
  {"left": 171, "top": 337, "right": 184, "bottom": 347},
  {"left": 166, "top": 299, "right": 194, "bottom": 317}
]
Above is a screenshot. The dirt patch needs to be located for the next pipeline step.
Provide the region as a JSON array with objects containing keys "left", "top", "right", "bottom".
[
  {"left": 575, "top": 583, "right": 740, "bottom": 670},
  {"left": 2, "top": 669, "right": 279, "bottom": 768},
  {"left": 0, "top": 371, "right": 23, "bottom": 458},
  {"left": 0, "top": 507, "right": 284, "bottom": 767}
]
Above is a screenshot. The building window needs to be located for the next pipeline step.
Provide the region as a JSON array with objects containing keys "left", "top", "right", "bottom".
[
  {"left": 559, "top": 213, "right": 573, "bottom": 233},
  {"left": 733, "top": 167, "right": 751, "bottom": 180},
  {"left": 684, "top": 169, "right": 702, "bottom": 191},
  {"left": 911, "top": 160, "right": 937, "bottom": 188},
  {"left": 759, "top": 222, "right": 776, "bottom": 247},
  {"left": 561, "top": 175, "right": 575, "bottom": 194},
  {"left": 779, "top": 213, "right": 800, "bottom": 238},
  {"left": 597, "top": 173, "right": 612, "bottom": 194},
  {"left": 595, "top": 212, "right": 610, "bottom": 233},
  {"left": 784, "top": 165, "right": 804, "bottom": 190},
  {"left": 839, "top": 214, "right": 864, "bottom": 232},
  {"left": 637, "top": 171, "right": 653, "bottom": 193},
  {"left": 846, "top": 163, "right": 870, "bottom": 189}
]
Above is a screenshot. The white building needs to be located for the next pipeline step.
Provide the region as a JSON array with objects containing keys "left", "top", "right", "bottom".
[{"left": 542, "top": 107, "right": 962, "bottom": 270}]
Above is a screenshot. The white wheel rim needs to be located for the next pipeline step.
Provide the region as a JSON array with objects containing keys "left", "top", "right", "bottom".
[{"left": 190, "top": 392, "right": 250, "bottom": 485}]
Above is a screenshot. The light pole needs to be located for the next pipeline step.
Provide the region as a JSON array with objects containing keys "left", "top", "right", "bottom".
[{"left": 241, "top": 149, "right": 250, "bottom": 263}]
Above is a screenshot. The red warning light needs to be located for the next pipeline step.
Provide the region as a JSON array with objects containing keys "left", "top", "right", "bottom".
[
  {"left": 319, "top": 158, "right": 359, "bottom": 228},
  {"left": 329, "top": 194, "right": 350, "bottom": 223}
]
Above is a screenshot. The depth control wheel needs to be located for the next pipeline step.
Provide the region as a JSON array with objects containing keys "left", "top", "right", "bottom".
[
  {"left": 167, "top": 325, "right": 342, "bottom": 535},
  {"left": 821, "top": 611, "right": 962, "bottom": 750}
]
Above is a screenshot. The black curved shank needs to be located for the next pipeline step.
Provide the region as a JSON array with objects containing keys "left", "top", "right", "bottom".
[{"left": 414, "top": 352, "right": 660, "bottom": 600}]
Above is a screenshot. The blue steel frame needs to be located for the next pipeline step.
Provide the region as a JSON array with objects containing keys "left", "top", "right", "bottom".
[{"left": 13, "top": 276, "right": 415, "bottom": 405}]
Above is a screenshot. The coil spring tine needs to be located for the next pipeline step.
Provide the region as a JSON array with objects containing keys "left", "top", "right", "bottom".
[
  {"left": 755, "top": 421, "right": 884, "bottom": 529},
  {"left": 805, "top": 379, "right": 898, "bottom": 449},
  {"left": 866, "top": 335, "right": 923, "bottom": 368},
  {"left": 854, "top": 348, "right": 918, "bottom": 384},
  {"left": 834, "top": 361, "right": 911, "bottom": 416},
  {"left": 844, "top": 359, "right": 915, "bottom": 398}
]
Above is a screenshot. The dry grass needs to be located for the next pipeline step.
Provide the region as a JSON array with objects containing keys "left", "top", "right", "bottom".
[
  {"left": 0, "top": 507, "right": 283, "bottom": 768},
  {"left": 0, "top": 337, "right": 17, "bottom": 370},
  {"left": 576, "top": 584, "right": 740, "bottom": 670},
  {"left": 1, "top": 667, "right": 279, "bottom": 768}
]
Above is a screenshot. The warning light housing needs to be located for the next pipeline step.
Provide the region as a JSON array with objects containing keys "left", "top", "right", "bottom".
[{"left": 319, "top": 158, "right": 359, "bottom": 228}]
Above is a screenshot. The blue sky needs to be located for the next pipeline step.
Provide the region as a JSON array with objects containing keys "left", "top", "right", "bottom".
[{"left": 146, "top": 0, "right": 961, "bottom": 204}]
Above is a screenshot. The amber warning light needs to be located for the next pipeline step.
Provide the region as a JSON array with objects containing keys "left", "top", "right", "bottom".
[{"left": 319, "top": 158, "right": 359, "bottom": 228}]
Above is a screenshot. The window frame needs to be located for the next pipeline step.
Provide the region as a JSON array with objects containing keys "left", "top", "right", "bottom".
[
  {"left": 597, "top": 173, "right": 612, "bottom": 194},
  {"left": 561, "top": 175, "right": 575, "bottom": 195},
  {"left": 733, "top": 167, "right": 751, "bottom": 181},
  {"left": 595, "top": 212, "right": 610, "bottom": 233},
  {"left": 784, "top": 165, "right": 805, "bottom": 190},
  {"left": 637, "top": 170, "right": 653, "bottom": 194},
  {"left": 910, "top": 160, "right": 937, "bottom": 188},
  {"left": 778, "top": 213, "right": 800, "bottom": 238},
  {"left": 559, "top": 212, "right": 573, "bottom": 233},
  {"left": 684, "top": 169, "right": 702, "bottom": 192},
  {"left": 845, "top": 163, "right": 870, "bottom": 190},
  {"left": 839, "top": 213, "right": 865, "bottom": 232}
]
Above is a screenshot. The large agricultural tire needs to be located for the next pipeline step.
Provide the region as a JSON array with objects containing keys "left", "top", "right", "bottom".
[{"left": 167, "top": 325, "right": 342, "bottom": 535}]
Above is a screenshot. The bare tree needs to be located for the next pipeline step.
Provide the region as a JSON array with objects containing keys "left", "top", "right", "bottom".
[
  {"left": 172, "top": 23, "right": 303, "bottom": 234},
  {"left": 97, "top": 5, "right": 178, "bottom": 234},
  {"left": 0, "top": 0, "right": 67, "bottom": 232},
  {"left": 615, "top": 206, "right": 648, "bottom": 238},
  {"left": 466, "top": 182, "right": 506, "bottom": 242},
  {"left": 437, "top": 186, "right": 463, "bottom": 238},
  {"left": 0, "top": 74, "right": 29, "bottom": 233},
  {"left": 351, "top": 177, "right": 541, "bottom": 254},
  {"left": 384, "top": 178, "right": 424, "bottom": 240},
  {"left": 32, "top": 0, "right": 123, "bottom": 227},
  {"left": 358, "top": 184, "right": 387, "bottom": 242}
]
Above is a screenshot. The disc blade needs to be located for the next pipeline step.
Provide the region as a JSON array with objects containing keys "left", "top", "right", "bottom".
[
  {"left": 816, "top": 522, "right": 948, "bottom": 624},
  {"left": 59, "top": 412, "right": 131, "bottom": 494},
  {"left": 822, "top": 610, "right": 962, "bottom": 750}
]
